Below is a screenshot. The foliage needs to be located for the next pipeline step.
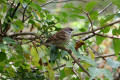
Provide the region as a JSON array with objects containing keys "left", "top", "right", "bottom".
[{"left": 0, "top": 0, "right": 120, "bottom": 80}]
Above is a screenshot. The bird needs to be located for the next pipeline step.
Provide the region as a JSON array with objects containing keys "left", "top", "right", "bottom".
[{"left": 45, "top": 27, "right": 73, "bottom": 47}]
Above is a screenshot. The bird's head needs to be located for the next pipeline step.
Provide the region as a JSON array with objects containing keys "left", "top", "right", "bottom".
[{"left": 62, "top": 27, "right": 73, "bottom": 34}]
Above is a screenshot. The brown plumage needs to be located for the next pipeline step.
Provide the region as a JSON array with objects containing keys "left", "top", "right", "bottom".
[{"left": 46, "top": 27, "right": 73, "bottom": 47}]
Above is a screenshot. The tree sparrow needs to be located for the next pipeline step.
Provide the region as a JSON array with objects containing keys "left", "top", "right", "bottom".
[{"left": 46, "top": 27, "right": 73, "bottom": 47}]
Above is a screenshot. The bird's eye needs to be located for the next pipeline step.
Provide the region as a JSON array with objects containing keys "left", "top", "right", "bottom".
[{"left": 70, "top": 28, "right": 73, "bottom": 31}]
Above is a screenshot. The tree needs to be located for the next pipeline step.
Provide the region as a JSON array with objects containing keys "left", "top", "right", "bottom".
[{"left": 0, "top": 0, "right": 120, "bottom": 80}]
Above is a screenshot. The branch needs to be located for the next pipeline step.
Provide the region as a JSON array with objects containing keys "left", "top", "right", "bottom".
[
  {"left": 95, "top": 33, "right": 120, "bottom": 39},
  {"left": 84, "top": 11, "right": 94, "bottom": 33},
  {"left": 14, "top": 37, "right": 37, "bottom": 40},
  {"left": 72, "top": 67, "right": 81, "bottom": 79},
  {"left": 3, "top": 2, "right": 21, "bottom": 34},
  {"left": 22, "top": 2, "right": 31, "bottom": 22},
  {"left": 40, "top": 0, "right": 54, "bottom": 7},
  {"left": 11, "top": 2, "right": 20, "bottom": 18},
  {"left": 81, "top": 2, "right": 112, "bottom": 35},
  {"left": 9, "top": 32, "right": 38, "bottom": 37},
  {"left": 81, "top": 33, "right": 95, "bottom": 41},
  {"left": 24, "top": 15, "right": 32, "bottom": 21},
  {"left": 40, "top": 0, "right": 86, "bottom": 7},
  {"left": 57, "top": 46, "right": 90, "bottom": 77},
  {"left": 95, "top": 54, "right": 120, "bottom": 58},
  {"left": 99, "top": 2, "right": 112, "bottom": 14},
  {"left": 81, "top": 31, "right": 120, "bottom": 41},
  {"left": 73, "top": 19, "right": 120, "bottom": 36}
]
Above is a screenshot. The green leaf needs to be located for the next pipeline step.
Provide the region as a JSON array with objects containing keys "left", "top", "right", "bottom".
[
  {"left": 3, "top": 37, "right": 16, "bottom": 44},
  {"left": 0, "top": 62, "right": 5, "bottom": 72},
  {"left": 22, "top": 44, "right": 30, "bottom": 54},
  {"left": 15, "top": 44, "right": 23, "bottom": 54},
  {"left": 112, "top": 27, "right": 120, "bottom": 35},
  {"left": 101, "top": 27, "right": 110, "bottom": 33},
  {"left": 100, "top": 14, "right": 115, "bottom": 26},
  {"left": 70, "top": 14, "right": 85, "bottom": 19},
  {"left": 2, "top": 3, "right": 7, "bottom": 13},
  {"left": 90, "top": 11, "right": 98, "bottom": 20},
  {"left": 79, "top": 27, "right": 87, "bottom": 32},
  {"left": 30, "top": 2, "right": 41, "bottom": 12},
  {"left": 113, "top": 39, "right": 120, "bottom": 55},
  {"left": 32, "top": 12, "right": 39, "bottom": 20},
  {"left": 111, "top": 0, "right": 120, "bottom": 8},
  {"left": 102, "top": 69, "right": 113, "bottom": 80},
  {"left": 66, "top": 61, "right": 73, "bottom": 67},
  {"left": 64, "top": 67, "right": 74, "bottom": 76},
  {"left": 89, "top": 67, "right": 101, "bottom": 79},
  {"left": 0, "top": 52, "right": 7, "bottom": 62},
  {"left": 79, "top": 56, "right": 97, "bottom": 66},
  {"left": 106, "top": 58, "right": 120, "bottom": 68},
  {"left": 0, "top": 43, "right": 8, "bottom": 50},
  {"left": 96, "top": 36, "right": 105, "bottom": 45},
  {"left": 28, "top": 19, "right": 35, "bottom": 24},
  {"left": 0, "top": 0, "right": 7, "bottom": 4},
  {"left": 12, "top": 54, "right": 24, "bottom": 67},
  {"left": 60, "top": 69, "right": 66, "bottom": 80},
  {"left": 64, "top": 3, "right": 74, "bottom": 8},
  {"left": 12, "top": 20, "right": 24, "bottom": 32},
  {"left": 50, "top": 45, "right": 60, "bottom": 62},
  {"left": 85, "top": 1, "right": 97, "bottom": 12},
  {"left": 20, "top": 0, "right": 23, "bottom": 3},
  {"left": 89, "top": 67, "right": 113, "bottom": 80},
  {"left": 31, "top": 47, "right": 39, "bottom": 66},
  {"left": 67, "top": 41, "right": 81, "bottom": 57}
]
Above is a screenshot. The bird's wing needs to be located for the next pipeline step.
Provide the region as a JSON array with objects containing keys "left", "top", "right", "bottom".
[{"left": 46, "top": 30, "right": 67, "bottom": 43}]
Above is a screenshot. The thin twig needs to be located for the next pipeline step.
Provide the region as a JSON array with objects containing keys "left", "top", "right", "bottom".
[
  {"left": 11, "top": 2, "right": 20, "bottom": 18},
  {"left": 95, "top": 33, "right": 120, "bottom": 39},
  {"left": 9, "top": 32, "right": 38, "bottom": 37},
  {"left": 40, "top": 0, "right": 86, "bottom": 7},
  {"left": 80, "top": 2, "right": 113, "bottom": 41},
  {"left": 14, "top": 37, "right": 37, "bottom": 40},
  {"left": 9, "top": 0, "right": 15, "bottom": 16},
  {"left": 22, "top": 2, "right": 31, "bottom": 22},
  {"left": 86, "top": 2, "right": 112, "bottom": 32},
  {"left": 99, "top": 2, "right": 112, "bottom": 14},
  {"left": 72, "top": 67, "right": 81, "bottom": 79},
  {"left": 57, "top": 46, "right": 90, "bottom": 77},
  {"left": 10, "top": 19, "right": 120, "bottom": 41},
  {"left": 24, "top": 15, "right": 32, "bottom": 21},
  {"left": 40, "top": 0, "right": 54, "bottom": 7},
  {"left": 3, "top": 2, "right": 21, "bottom": 34},
  {"left": 73, "top": 19, "right": 120, "bottom": 36},
  {"left": 95, "top": 54, "right": 120, "bottom": 58},
  {"left": 81, "top": 33, "right": 95, "bottom": 41},
  {"left": 84, "top": 11, "right": 94, "bottom": 33}
]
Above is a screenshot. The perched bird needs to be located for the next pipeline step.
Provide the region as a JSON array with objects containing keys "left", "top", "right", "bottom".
[{"left": 45, "top": 27, "right": 73, "bottom": 47}]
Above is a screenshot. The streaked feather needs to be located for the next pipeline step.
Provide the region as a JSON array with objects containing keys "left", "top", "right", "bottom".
[{"left": 46, "top": 27, "right": 73, "bottom": 47}]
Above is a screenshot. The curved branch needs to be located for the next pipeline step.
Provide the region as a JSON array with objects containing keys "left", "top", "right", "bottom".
[
  {"left": 57, "top": 46, "right": 90, "bottom": 77},
  {"left": 9, "top": 32, "right": 38, "bottom": 37},
  {"left": 95, "top": 54, "right": 120, "bottom": 58},
  {"left": 40, "top": 0, "right": 86, "bottom": 7},
  {"left": 99, "top": 2, "right": 112, "bottom": 14},
  {"left": 94, "top": 33, "right": 120, "bottom": 39},
  {"left": 73, "top": 19, "right": 120, "bottom": 36}
]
